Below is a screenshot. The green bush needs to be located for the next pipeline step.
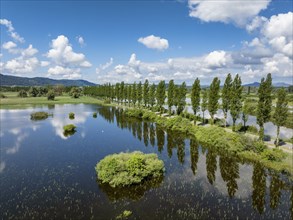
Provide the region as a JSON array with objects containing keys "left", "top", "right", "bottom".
[
  {"left": 96, "top": 151, "right": 165, "bottom": 187},
  {"left": 69, "top": 112, "right": 75, "bottom": 119},
  {"left": 30, "top": 111, "right": 50, "bottom": 120},
  {"left": 47, "top": 90, "right": 55, "bottom": 100},
  {"left": 0, "top": 93, "right": 7, "bottom": 98},
  {"left": 70, "top": 87, "right": 81, "bottom": 98},
  {"left": 247, "top": 125, "right": 258, "bottom": 134},
  {"left": 63, "top": 124, "right": 76, "bottom": 136},
  {"left": 103, "top": 99, "right": 111, "bottom": 104},
  {"left": 261, "top": 148, "right": 286, "bottom": 162},
  {"left": 252, "top": 141, "right": 267, "bottom": 153},
  {"left": 18, "top": 90, "right": 28, "bottom": 98}
]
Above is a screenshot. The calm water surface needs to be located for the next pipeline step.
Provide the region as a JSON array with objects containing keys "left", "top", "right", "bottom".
[{"left": 0, "top": 104, "right": 292, "bottom": 219}]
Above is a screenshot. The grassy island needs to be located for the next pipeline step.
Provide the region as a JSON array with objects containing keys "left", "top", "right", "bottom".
[
  {"left": 30, "top": 111, "right": 50, "bottom": 120},
  {"left": 95, "top": 151, "right": 165, "bottom": 187}
]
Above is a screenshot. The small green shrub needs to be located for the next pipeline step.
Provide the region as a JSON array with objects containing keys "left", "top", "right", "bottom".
[
  {"left": 116, "top": 210, "right": 132, "bottom": 219},
  {"left": 63, "top": 124, "right": 76, "bottom": 136},
  {"left": 261, "top": 148, "right": 286, "bottom": 162},
  {"left": 30, "top": 112, "right": 50, "bottom": 120},
  {"left": 93, "top": 112, "right": 97, "bottom": 118},
  {"left": 18, "top": 90, "right": 28, "bottom": 98},
  {"left": 47, "top": 90, "right": 55, "bottom": 100},
  {"left": 96, "top": 151, "right": 165, "bottom": 187},
  {"left": 0, "top": 93, "right": 7, "bottom": 98},
  {"left": 253, "top": 141, "right": 267, "bottom": 153},
  {"left": 104, "top": 99, "right": 111, "bottom": 104},
  {"left": 69, "top": 112, "right": 75, "bottom": 119},
  {"left": 247, "top": 125, "right": 258, "bottom": 134}
]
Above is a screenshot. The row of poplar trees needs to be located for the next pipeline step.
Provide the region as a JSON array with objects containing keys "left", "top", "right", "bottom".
[{"left": 88, "top": 73, "right": 288, "bottom": 146}]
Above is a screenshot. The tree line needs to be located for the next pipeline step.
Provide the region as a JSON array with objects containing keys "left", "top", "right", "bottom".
[{"left": 84, "top": 73, "right": 288, "bottom": 146}]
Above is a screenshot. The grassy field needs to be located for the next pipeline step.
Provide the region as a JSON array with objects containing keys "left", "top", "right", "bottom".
[{"left": 0, "top": 92, "right": 102, "bottom": 109}]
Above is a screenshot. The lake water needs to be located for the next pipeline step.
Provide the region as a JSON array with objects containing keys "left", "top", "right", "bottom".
[{"left": 0, "top": 104, "right": 292, "bottom": 219}]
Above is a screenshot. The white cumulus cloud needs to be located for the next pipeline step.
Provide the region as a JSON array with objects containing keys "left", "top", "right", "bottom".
[
  {"left": 138, "top": 35, "right": 169, "bottom": 51},
  {"left": 188, "top": 0, "right": 271, "bottom": 26},
  {"left": 47, "top": 35, "right": 91, "bottom": 67}
]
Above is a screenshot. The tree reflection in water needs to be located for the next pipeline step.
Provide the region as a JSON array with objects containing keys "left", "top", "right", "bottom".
[
  {"left": 156, "top": 126, "right": 165, "bottom": 153},
  {"left": 97, "top": 176, "right": 164, "bottom": 201},
  {"left": 219, "top": 154, "right": 239, "bottom": 198},
  {"left": 190, "top": 138, "right": 199, "bottom": 175},
  {"left": 206, "top": 149, "right": 217, "bottom": 185},
  {"left": 252, "top": 163, "right": 266, "bottom": 214}
]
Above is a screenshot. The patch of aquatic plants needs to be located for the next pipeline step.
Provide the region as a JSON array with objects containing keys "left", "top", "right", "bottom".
[
  {"left": 93, "top": 112, "right": 97, "bottom": 118},
  {"left": 63, "top": 124, "right": 76, "bottom": 137},
  {"left": 116, "top": 210, "right": 132, "bottom": 219},
  {"left": 95, "top": 151, "right": 165, "bottom": 187},
  {"left": 69, "top": 112, "right": 75, "bottom": 119},
  {"left": 30, "top": 111, "right": 51, "bottom": 120}
]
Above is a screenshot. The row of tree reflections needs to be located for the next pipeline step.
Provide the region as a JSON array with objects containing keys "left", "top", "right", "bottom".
[{"left": 97, "top": 106, "right": 293, "bottom": 215}]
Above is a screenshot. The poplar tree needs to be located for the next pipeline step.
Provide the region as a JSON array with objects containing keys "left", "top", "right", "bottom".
[
  {"left": 230, "top": 74, "right": 243, "bottom": 131},
  {"left": 257, "top": 73, "right": 272, "bottom": 141},
  {"left": 120, "top": 81, "right": 125, "bottom": 104},
  {"left": 177, "top": 82, "right": 187, "bottom": 115},
  {"left": 127, "top": 85, "right": 132, "bottom": 106},
  {"left": 208, "top": 77, "right": 221, "bottom": 125},
  {"left": 115, "top": 83, "right": 120, "bottom": 104},
  {"left": 156, "top": 80, "right": 166, "bottom": 113},
  {"left": 143, "top": 79, "right": 149, "bottom": 107},
  {"left": 191, "top": 78, "right": 201, "bottom": 123},
  {"left": 222, "top": 73, "right": 232, "bottom": 127},
  {"left": 132, "top": 82, "right": 137, "bottom": 106},
  {"left": 173, "top": 85, "right": 179, "bottom": 112},
  {"left": 273, "top": 88, "right": 288, "bottom": 146},
  {"left": 242, "top": 97, "right": 249, "bottom": 128},
  {"left": 167, "top": 79, "right": 175, "bottom": 115},
  {"left": 149, "top": 83, "right": 156, "bottom": 107},
  {"left": 201, "top": 90, "right": 208, "bottom": 124},
  {"left": 137, "top": 81, "right": 143, "bottom": 107}
]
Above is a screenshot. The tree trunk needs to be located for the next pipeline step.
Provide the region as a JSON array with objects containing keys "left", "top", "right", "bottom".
[
  {"left": 211, "top": 115, "right": 214, "bottom": 125},
  {"left": 224, "top": 112, "right": 227, "bottom": 128},
  {"left": 202, "top": 112, "right": 205, "bottom": 124},
  {"left": 232, "top": 120, "right": 236, "bottom": 132},
  {"left": 259, "top": 126, "right": 264, "bottom": 142},
  {"left": 275, "top": 126, "right": 280, "bottom": 147}
]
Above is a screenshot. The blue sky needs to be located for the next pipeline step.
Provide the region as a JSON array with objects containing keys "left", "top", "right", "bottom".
[{"left": 0, "top": 0, "right": 292, "bottom": 85}]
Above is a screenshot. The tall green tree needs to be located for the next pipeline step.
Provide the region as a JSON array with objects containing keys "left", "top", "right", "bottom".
[
  {"left": 167, "top": 79, "right": 175, "bottom": 115},
  {"left": 173, "top": 85, "right": 179, "bottom": 112},
  {"left": 230, "top": 74, "right": 243, "bottom": 131},
  {"left": 222, "top": 73, "right": 232, "bottom": 127},
  {"left": 115, "top": 83, "right": 120, "bottom": 104},
  {"left": 257, "top": 73, "right": 273, "bottom": 141},
  {"left": 156, "top": 80, "right": 166, "bottom": 114},
  {"left": 273, "top": 88, "right": 288, "bottom": 146},
  {"left": 208, "top": 77, "right": 221, "bottom": 125},
  {"left": 137, "top": 81, "right": 143, "bottom": 107},
  {"left": 177, "top": 82, "right": 187, "bottom": 115},
  {"left": 127, "top": 85, "right": 132, "bottom": 106},
  {"left": 149, "top": 83, "right": 156, "bottom": 107},
  {"left": 201, "top": 90, "right": 208, "bottom": 124},
  {"left": 191, "top": 78, "right": 201, "bottom": 124},
  {"left": 242, "top": 97, "right": 249, "bottom": 128},
  {"left": 132, "top": 82, "right": 137, "bottom": 106},
  {"left": 143, "top": 79, "right": 149, "bottom": 107},
  {"left": 120, "top": 81, "right": 125, "bottom": 103}
]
